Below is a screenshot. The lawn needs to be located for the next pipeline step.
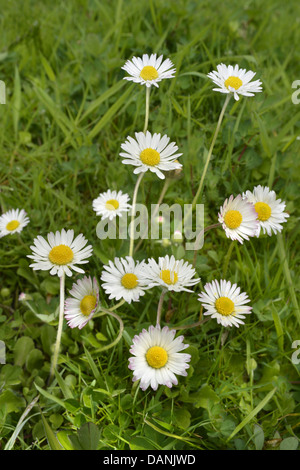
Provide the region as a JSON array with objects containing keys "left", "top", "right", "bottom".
[{"left": 0, "top": 0, "right": 299, "bottom": 451}]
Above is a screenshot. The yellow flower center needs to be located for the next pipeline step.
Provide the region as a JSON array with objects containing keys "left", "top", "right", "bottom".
[
  {"left": 224, "top": 76, "right": 243, "bottom": 90},
  {"left": 160, "top": 269, "right": 178, "bottom": 285},
  {"left": 140, "top": 148, "right": 160, "bottom": 166},
  {"left": 6, "top": 220, "right": 20, "bottom": 231},
  {"left": 254, "top": 202, "right": 271, "bottom": 221},
  {"left": 48, "top": 244, "right": 74, "bottom": 265},
  {"left": 121, "top": 273, "right": 138, "bottom": 289},
  {"left": 140, "top": 65, "right": 159, "bottom": 81},
  {"left": 215, "top": 296, "right": 235, "bottom": 316},
  {"left": 105, "top": 199, "right": 119, "bottom": 210},
  {"left": 146, "top": 346, "right": 168, "bottom": 369},
  {"left": 224, "top": 210, "right": 243, "bottom": 229},
  {"left": 80, "top": 294, "right": 97, "bottom": 316}
]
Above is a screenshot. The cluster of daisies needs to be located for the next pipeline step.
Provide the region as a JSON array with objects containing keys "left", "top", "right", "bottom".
[{"left": 1, "top": 54, "right": 290, "bottom": 392}]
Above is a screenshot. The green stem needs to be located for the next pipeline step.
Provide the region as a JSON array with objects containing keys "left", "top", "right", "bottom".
[
  {"left": 191, "top": 94, "right": 231, "bottom": 211},
  {"left": 93, "top": 307, "right": 124, "bottom": 353},
  {"left": 134, "top": 177, "right": 171, "bottom": 254},
  {"left": 143, "top": 86, "right": 150, "bottom": 134},
  {"left": 156, "top": 289, "right": 167, "bottom": 326},
  {"left": 129, "top": 172, "right": 144, "bottom": 257},
  {"left": 222, "top": 240, "right": 235, "bottom": 278},
  {"left": 49, "top": 272, "right": 65, "bottom": 380}
]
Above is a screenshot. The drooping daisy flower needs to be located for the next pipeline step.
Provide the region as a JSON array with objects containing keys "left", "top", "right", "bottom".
[
  {"left": 27, "top": 229, "right": 93, "bottom": 277},
  {"left": 243, "top": 185, "right": 289, "bottom": 237},
  {"left": 101, "top": 256, "right": 148, "bottom": 303},
  {"left": 207, "top": 63, "right": 262, "bottom": 101},
  {"left": 120, "top": 131, "right": 182, "bottom": 180},
  {"left": 198, "top": 279, "right": 252, "bottom": 328},
  {"left": 128, "top": 324, "right": 191, "bottom": 391},
  {"left": 64, "top": 276, "right": 99, "bottom": 329},
  {"left": 218, "top": 194, "right": 259, "bottom": 244},
  {"left": 92, "top": 189, "right": 131, "bottom": 221},
  {"left": 0, "top": 209, "right": 30, "bottom": 238},
  {"left": 142, "top": 255, "right": 200, "bottom": 293},
  {"left": 122, "top": 53, "right": 176, "bottom": 88}
]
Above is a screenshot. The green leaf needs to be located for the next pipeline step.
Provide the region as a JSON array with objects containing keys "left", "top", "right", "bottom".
[
  {"left": 0, "top": 390, "right": 26, "bottom": 414},
  {"left": 40, "top": 412, "right": 63, "bottom": 450},
  {"left": 68, "top": 423, "right": 101, "bottom": 450},
  {"left": 253, "top": 424, "right": 265, "bottom": 450},
  {"left": 279, "top": 437, "right": 299, "bottom": 450},
  {"left": 14, "top": 337, "right": 34, "bottom": 366}
]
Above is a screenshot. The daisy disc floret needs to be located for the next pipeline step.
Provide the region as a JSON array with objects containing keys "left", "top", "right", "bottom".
[
  {"left": 243, "top": 185, "right": 289, "bottom": 237},
  {"left": 142, "top": 255, "right": 200, "bottom": 293},
  {"left": 198, "top": 279, "right": 252, "bottom": 328},
  {"left": 128, "top": 324, "right": 191, "bottom": 391},
  {"left": 101, "top": 256, "right": 148, "bottom": 303},
  {"left": 64, "top": 276, "right": 99, "bottom": 329},
  {"left": 92, "top": 189, "right": 131, "bottom": 220},
  {"left": 218, "top": 194, "right": 259, "bottom": 244},
  {"left": 122, "top": 53, "right": 176, "bottom": 88},
  {"left": 27, "top": 229, "right": 93, "bottom": 277},
  {"left": 120, "top": 131, "right": 182, "bottom": 180},
  {"left": 0, "top": 209, "right": 30, "bottom": 238},
  {"left": 207, "top": 63, "right": 262, "bottom": 101}
]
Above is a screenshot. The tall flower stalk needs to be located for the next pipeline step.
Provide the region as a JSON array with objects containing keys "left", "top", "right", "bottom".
[{"left": 49, "top": 272, "right": 65, "bottom": 379}]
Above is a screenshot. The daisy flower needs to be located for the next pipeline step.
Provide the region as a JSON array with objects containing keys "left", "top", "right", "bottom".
[
  {"left": 64, "top": 276, "right": 99, "bottom": 329},
  {"left": 207, "top": 63, "right": 262, "bottom": 101},
  {"left": 120, "top": 131, "right": 182, "bottom": 180},
  {"left": 122, "top": 53, "right": 176, "bottom": 88},
  {"left": 27, "top": 228, "right": 93, "bottom": 277},
  {"left": 128, "top": 324, "right": 191, "bottom": 391},
  {"left": 243, "top": 185, "right": 289, "bottom": 237},
  {"left": 142, "top": 255, "right": 200, "bottom": 293},
  {"left": 198, "top": 279, "right": 252, "bottom": 328},
  {"left": 218, "top": 194, "right": 259, "bottom": 244},
  {"left": 101, "top": 256, "right": 148, "bottom": 303},
  {"left": 92, "top": 189, "right": 131, "bottom": 221},
  {"left": 0, "top": 208, "right": 30, "bottom": 238}
]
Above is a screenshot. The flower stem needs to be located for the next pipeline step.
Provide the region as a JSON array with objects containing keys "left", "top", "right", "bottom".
[
  {"left": 222, "top": 240, "right": 235, "bottom": 278},
  {"left": 192, "top": 222, "right": 221, "bottom": 266},
  {"left": 49, "top": 272, "right": 65, "bottom": 380},
  {"left": 94, "top": 307, "right": 124, "bottom": 353},
  {"left": 143, "top": 86, "right": 150, "bottom": 134},
  {"left": 191, "top": 94, "right": 231, "bottom": 210},
  {"left": 134, "top": 177, "right": 171, "bottom": 254},
  {"left": 129, "top": 172, "right": 144, "bottom": 257},
  {"left": 156, "top": 289, "right": 167, "bottom": 326}
]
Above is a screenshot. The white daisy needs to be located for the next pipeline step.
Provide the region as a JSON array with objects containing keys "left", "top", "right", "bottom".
[
  {"left": 122, "top": 53, "right": 176, "bottom": 88},
  {"left": 142, "top": 255, "right": 200, "bottom": 293},
  {"left": 218, "top": 194, "right": 259, "bottom": 244},
  {"left": 0, "top": 208, "right": 30, "bottom": 238},
  {"left": 198, "top": 279, "right": 252, "bottom": 328},
  {"left": 64, "top": 276, "right": 99, "bottom": 329},
  {"left": 207, "top": 63, "right": 262, "bottom": 101},
  {"left": 120, "top": 131, "right": 182, "bottom": 180},
  {"left": 128, "top": 324, "right": 191, "bottom": 391},
  {"left": 27, "top": 228, "right": 93, "bottom": 277},
  {"left": 100, "top": 256, "right": 148, "bottom": 304},
  {"left": 243, "top": 185, "right": 289, "bottom": 237},
  {"left": 92, "top": 189, "right": 131, "bottom": 221}
]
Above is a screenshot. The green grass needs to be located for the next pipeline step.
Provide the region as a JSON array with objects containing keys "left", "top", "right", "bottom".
[{"left": 0, "top": 0, "right": 300, "bottom": 451}]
